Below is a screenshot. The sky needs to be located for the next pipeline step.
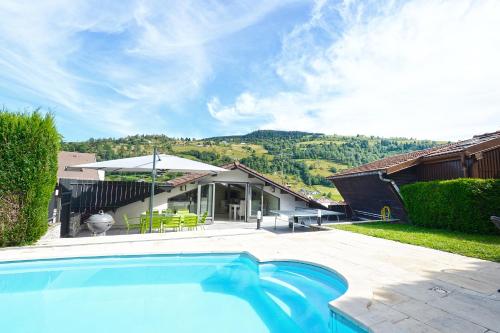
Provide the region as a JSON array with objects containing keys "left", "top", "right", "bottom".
[{"left": 0, "top": 0, "right": 499, "bottom": 142}]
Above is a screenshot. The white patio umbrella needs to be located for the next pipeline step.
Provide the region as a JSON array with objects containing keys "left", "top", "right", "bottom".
[{"left": 67, "top": 148, "right": 227, "bottom": 232}]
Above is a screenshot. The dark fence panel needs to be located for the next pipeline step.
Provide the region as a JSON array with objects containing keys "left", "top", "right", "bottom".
[
  {"left": 59, "top": 182, "right": 72, "bottom": 237},
  {"left": 59, "top": 179, "right": 167, "bottom": 237}
]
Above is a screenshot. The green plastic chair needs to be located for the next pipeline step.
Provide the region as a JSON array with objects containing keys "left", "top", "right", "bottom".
[
  {"left": 164, "top": 208, "right": 174, "bottom": 215},
  {"left": 140, "top": 214, "right": 163, "bottom": 233},
  {"left": 182, "top": 214, "right": 198, "bottom": 230},
  {"left": 177, "top": 209, "right": 190, "bottom": 215},
  {"left": 198, "top": 211, "right": 208, "bottom": 230},
  {"left": 163, "top": 215, "right": 182, "bottom": 232},
  {"left": 139, "top": 215, "right": 148, "bottom": 233},
  {"left": 123, "top": 214, "right": 142, "bottom": 234}
]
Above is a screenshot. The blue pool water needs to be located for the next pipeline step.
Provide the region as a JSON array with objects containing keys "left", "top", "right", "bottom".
[{"left": 0, "top": 254, "right": 366, "bottom": 333}]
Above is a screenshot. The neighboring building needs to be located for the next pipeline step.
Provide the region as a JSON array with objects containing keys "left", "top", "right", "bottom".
[
  {"left": 58, "top": 151, "right": 105, "bottom": 181},
  {"left": 327, "top": 131, "right": 500, "bottom": 220},
  {"left": 112, "top": 161, "right": 313, "bottom": 225},
  {"left": 50, "top": 152, "right": 104, "bottom": 225}
]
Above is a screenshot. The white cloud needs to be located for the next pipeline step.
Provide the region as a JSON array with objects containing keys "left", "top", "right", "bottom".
[
  {"left": 208, "top": 0, "right": 500, "bottom": 140},
  {"left": 0, "top": 0, "right": 288, "bottom": 137}
]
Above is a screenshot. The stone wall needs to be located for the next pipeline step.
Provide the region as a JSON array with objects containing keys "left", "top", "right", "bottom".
[{"left": 68, "top": 212, "right": 82, "bottom": 237}]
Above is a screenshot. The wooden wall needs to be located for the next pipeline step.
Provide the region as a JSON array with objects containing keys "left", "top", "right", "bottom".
[
  {"left": 391, "top": 166, "right": 418, "bottom": 187},
  {"left": 416, "top": 159, "right": 464, "bottom": 181},
  {"left": 411, "top": 147, "right": 500, "bottom": 181},
  {"left": 475, "top": 147, "right": 500, "bottom": 179}
]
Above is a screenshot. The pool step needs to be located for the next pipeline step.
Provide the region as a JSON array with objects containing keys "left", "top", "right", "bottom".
[{"left": 259, "top": 270, "right": 333, "bottom": 332}]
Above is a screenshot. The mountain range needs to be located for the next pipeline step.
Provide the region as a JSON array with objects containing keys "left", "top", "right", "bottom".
[{"left": 62, "top": 130, "right": 443, "bottom": 201}]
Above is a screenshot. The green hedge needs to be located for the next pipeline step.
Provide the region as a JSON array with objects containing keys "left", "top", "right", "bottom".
[
  {"left": 0, "top": 111, "right": 60, "bottom": 246},
  {"left": 401, "top": 179, "right": 500, "bottom": 234}
]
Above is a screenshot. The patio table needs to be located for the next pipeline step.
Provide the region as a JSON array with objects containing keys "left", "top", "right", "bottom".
[{"left": 270, "top": 209, "right": 344, "bottom": 232}]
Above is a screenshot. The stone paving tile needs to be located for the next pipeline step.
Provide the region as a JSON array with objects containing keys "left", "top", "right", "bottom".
[
  {"left": 388, "top": 279, "right": 461, "bottom": 303},
  {"left": 393, "top": 299, "right": 449, "bottom": 323},
  {"left": 429, "top": 270, "right": 499, "bottom": 295},
  {"left": 430, "top": 291, "right": 500, "bottom": 331},
  {"left": 356, "top": 301, "right": 409, "bottom": 327},
  {"left": 443, "top": 267, "right": 500, "bottom": 286},
  {"left": 425, "top": 313, "right": 489, "bottom": 333},
  {"left": 373, "top": 288, "right": 411, "bottom": 307},
  {"left": 372, "top": 317, "right": 442, "bottom": 333}
]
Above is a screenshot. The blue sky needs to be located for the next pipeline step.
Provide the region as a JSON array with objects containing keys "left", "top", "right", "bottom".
[{"left": 0, "top": 0, "right": 499, "bottom": 141}]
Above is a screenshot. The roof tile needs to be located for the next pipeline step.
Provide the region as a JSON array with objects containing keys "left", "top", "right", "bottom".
[
  {"left": 328, "top": 130, "right": 500, "bottom": 178},
  {"left": 58, "top": 151, "right": 101, "bottom": 180}
]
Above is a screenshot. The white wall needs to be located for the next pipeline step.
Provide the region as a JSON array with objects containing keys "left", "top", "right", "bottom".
[
  {"left": 110, "top": 183, "right": 197, "bottom": 226},
  {"left": 262, "top": 185, "right": 307, "bottom": 212},
  {"left": 199, "top": 169, "right": 253, "bottom": 184}
]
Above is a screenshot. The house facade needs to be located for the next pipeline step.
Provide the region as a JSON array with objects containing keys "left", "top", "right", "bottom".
[
  {"left": 328, "top": 131, "right": 500, "bottom": 221},
  {"left": 111, "top": 162, "right": 312, "bottom": 225}
]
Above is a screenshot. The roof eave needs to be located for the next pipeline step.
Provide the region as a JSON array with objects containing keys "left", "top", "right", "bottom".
[
  {"left": 386, "top": 157, "right": 422, "bottom": 175},
  {"left": 166, "top": 162, "right": 312, "bottom": 204},
  {"left": 465, "top": 138, "right": 500, "bottom": 156},
  {"left": 231, "top": 163, "right": 313, "bottom": 203},
  {"left": 327, "top": 170, "right": 384, "bottom": 180}
]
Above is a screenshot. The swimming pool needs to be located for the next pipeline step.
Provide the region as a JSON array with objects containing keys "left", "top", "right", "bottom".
[{"left": 0, "top": 253, "right": 366, "bottom": 333}]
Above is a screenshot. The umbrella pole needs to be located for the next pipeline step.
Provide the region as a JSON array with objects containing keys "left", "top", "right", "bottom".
[{"left": 149, "top": 147, "right": 158, "bottom": 233}]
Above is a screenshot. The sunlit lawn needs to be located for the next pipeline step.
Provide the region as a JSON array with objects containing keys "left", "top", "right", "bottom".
[{"left": 333, "top": 222, "right": 500, "bottom": 262}]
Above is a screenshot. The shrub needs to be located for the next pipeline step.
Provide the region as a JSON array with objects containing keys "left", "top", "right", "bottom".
[
  {"left": 0, "top": 110, "right": 60, "bottom": 246},
  {"left": 401, "top": 179, "right": 500, "bottom": 234}
]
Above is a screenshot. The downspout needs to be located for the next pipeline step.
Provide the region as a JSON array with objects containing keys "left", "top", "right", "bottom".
[{"left": 378, "top": 171, "right": 404, "bottom": 204}]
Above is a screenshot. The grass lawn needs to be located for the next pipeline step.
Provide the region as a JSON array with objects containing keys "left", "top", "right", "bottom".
[{"left": 332, "top": 222, "right": 500, "bottom": 262}]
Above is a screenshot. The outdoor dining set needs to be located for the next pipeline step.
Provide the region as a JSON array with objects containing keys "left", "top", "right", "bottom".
[{"left": 123, "top": 209, "right": 208, "bottom": 234}]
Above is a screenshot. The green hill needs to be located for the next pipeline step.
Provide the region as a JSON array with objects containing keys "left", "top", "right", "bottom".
[{"left": 61, "top": 130, "right": 444, "bottom": 201}]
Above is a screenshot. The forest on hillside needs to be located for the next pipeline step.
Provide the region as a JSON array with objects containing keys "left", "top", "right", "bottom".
[{"left": 62, "top": 130, "right": 442, "bottom": 200}]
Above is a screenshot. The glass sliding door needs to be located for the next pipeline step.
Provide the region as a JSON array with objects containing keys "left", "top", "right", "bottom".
[
  {"left": 198, "top": 184, "right": 214, "bottom": 220},
  {"left": 263, "top": 191, "right": 280, "bottom": 215},
  {"left": 250, "top": 185, "right": 263, "bottom": 218},
  {"left": 168, "top": 188, "right": 197, "bottom": 213}
]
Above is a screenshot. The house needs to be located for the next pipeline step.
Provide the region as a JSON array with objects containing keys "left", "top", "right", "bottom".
[
  {"left": 50, "top": 152, "right": 105, "bottom": 224},
  {"left": 327, "top": 131, "right": 500, "bottom": 220},
  {"left": 58, "top": 151, "right": 105, "bottom": 181},
  {"left": 112, "top": 161, "right": 313, "bottom": 225}
]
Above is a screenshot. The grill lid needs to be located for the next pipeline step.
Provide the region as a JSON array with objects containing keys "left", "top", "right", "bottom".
[{"left": 86, "top": 210, "right": 114, "bottom": 224}]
